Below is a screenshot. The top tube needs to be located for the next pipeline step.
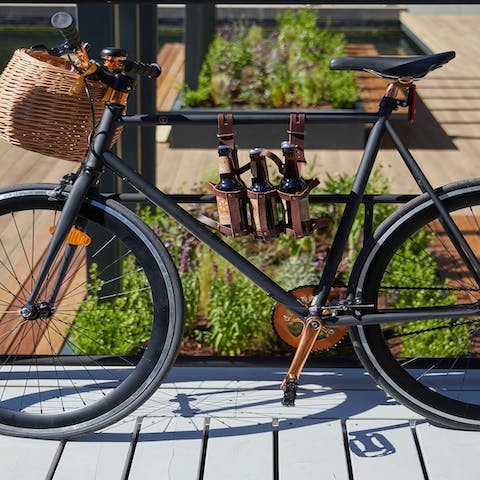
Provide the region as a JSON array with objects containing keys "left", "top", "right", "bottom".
[{"left": 118, "top": 111, "right": 381, "bottom": 126}]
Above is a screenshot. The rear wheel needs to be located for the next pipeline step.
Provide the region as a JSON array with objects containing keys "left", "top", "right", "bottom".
[
  {"left": 350, "top": 179, "right": 480, "bottom": 429},
  {"left": 0, "top": 184, "right": 184, "bottom": 439}
]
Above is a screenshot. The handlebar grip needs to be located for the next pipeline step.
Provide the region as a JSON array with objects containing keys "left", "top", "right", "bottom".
[
  {"left": 51, "top": 12, "right": 81, "bottom": 49},
  {"left": 123, "top": 60, "right": 162, "bottom": 79}
]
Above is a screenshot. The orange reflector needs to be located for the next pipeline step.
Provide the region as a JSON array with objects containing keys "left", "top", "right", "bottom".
[{"left": 49, "top": 226, "right": 91, "bottom": 246}]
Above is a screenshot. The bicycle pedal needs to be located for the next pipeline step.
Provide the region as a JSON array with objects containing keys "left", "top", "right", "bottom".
[{"left": 281, "top": 377, "right": 298, "bottom": 407}]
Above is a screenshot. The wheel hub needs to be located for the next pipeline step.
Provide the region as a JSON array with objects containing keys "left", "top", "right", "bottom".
[{"left": 21, "top": 301, "right": 55, "bottom": 320}]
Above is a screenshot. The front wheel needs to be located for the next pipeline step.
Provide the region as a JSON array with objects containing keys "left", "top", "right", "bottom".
[
  {"left": 350, "top": 179, "right": 480, "bottom": 430},
  {"left": 0, "top": 184, "right": 184, "bottom": 439}
]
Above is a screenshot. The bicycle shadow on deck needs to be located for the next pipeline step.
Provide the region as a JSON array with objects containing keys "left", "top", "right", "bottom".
[{"left": 0, "top": 366, "right": 404, "bottom": 444}]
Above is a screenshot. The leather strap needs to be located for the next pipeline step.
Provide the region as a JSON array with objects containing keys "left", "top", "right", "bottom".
[
  {"left": 288, "top": 113, "right": 306, "bottom": 164},
  {"left": 217, "top": 113, "right": 242, "bottom": 172},
  {"left": 260, "top": 149, "right": 284, "bottom": 174},
  {"left": 217, "top": 113, "right": 235, "bottom": 148}
]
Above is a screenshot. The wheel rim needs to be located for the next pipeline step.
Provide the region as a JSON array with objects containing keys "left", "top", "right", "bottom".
[
  {"left": 0, "top": 190, "right": 172, "bottom": 431},
  {"left": 356, "top": 187, "right": 480, "bottom": 424}
]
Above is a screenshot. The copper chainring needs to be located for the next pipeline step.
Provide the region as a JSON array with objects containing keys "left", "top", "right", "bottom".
[{"left": 272, "top": 285, "right": 348, "bottom": 351}]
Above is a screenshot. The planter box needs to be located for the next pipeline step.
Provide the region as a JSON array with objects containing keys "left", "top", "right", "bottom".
[{"left": 167, "top": 101, "right": 367, "bottom": 150}]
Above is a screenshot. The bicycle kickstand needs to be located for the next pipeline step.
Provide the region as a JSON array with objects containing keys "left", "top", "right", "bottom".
[{"left": 281, "top": 316, "right": 322, "bottom": 406}]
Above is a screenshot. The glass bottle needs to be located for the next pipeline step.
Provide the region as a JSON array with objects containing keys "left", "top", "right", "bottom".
[
  {"left": 215, "top": 145, "right": 248, "bottom": 230},
  {"left": 248, "top": 148, "right": 281, "bottom": 236},
  {"left": 278, "top": 141, "right": 310, "bottom": 231}
]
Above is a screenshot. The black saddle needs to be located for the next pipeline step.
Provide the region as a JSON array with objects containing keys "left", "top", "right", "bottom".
[{"left": 329, "top": 51, "right": 455, "bottom": 80}]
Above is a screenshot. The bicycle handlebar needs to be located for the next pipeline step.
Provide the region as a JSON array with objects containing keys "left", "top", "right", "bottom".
[
  {"left": 124, "top": 60, "right": 162, "bottom": 79},
  {"left": 51, "top": 12, "right": 81, "bottom": 49},
  {"left": 50, "top": 11, "right": 161, "bottom": 81}
]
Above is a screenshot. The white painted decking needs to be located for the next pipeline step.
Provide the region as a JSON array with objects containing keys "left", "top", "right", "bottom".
[{"left": 2, "top": 365, "right": 480, "bottom": 480}]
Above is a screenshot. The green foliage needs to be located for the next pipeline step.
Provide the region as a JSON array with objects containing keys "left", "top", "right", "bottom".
[
  {"left": 71, "top": 261, "right": 153, "bottom": 355},
  {"left": 183, "top": 9, "right": 359, "bottom": 109},
  {"left": 383, "top": 229, "right": 469, "bottom": 358},
  {"left": 320, "top": 169, "right": 395, "bottom": 267},
  {"left": 70, "top": 169, "right": 468, "bottom": 359},
  {"left": 201, "top": 263, "right": 275, "bottom": 355},
  {"left": 140, "top": 206, "right": 200, "bottom": 334}
]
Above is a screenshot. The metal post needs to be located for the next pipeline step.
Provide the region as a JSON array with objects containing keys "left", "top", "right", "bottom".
[
  {"left": 184, "top": 2, "right": 216, "bottom": 89},
  {"left": 76, "top": 3, "right": 157, "bottom": 296},
  {"left": 77, "top": 3, "right": 157, "bottom": 189}
]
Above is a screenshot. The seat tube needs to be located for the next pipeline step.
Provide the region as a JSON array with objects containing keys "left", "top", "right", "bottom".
[{"left": 311, "top": 115, "right": 389, "bottom": 310}]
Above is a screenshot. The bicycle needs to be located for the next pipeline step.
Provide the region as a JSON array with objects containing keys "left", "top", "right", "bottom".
[{"left": 0, "top": 11, "right": 476, "bottom": 440}]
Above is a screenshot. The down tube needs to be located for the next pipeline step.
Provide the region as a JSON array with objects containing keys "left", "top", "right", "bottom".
[{"left": 103, "top": 150, "right": 310, "bottom": 319}]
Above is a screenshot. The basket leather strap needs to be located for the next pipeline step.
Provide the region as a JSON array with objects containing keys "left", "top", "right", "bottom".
[{"left": 69, "top": 62, "right": 98, "bottom": 95}]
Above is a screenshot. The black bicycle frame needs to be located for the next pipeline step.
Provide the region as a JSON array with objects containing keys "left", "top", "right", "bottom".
[{"left": 31, "top": 103, "right": 480, "bottom": 328}]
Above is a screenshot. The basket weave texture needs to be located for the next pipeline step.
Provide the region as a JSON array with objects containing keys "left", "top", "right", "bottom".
[{"left": 0, "top": 49, "right": 117, "bottom": 162}]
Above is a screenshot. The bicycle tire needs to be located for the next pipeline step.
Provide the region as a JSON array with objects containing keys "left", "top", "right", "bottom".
[
  {"left": 0, "top": 184, "right": 184, "bottom": 439},
  {"left": 350, "top": 178, "right": 480, "bottom": 430}
]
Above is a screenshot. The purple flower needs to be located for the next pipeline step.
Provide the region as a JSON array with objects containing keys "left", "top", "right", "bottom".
[
  {"left": 391, "top": 290, "right": 397, "bottom": 304},
  {"left": 180, "top": 240, "right": 192, "bottom": 273},
  {"left": 212, "top": 263, "right": 218, "bottom": 280}
]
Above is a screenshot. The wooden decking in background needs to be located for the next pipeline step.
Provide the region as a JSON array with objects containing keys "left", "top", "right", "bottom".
[
  {"left": 0, "top": 14, "right": 477, "bottom": 196},
  {"left": 156, "top": 42, "right": 185, "bottom": 111},
  {"left": 152, "top": 14, "right": 480, "bottom": 196}
]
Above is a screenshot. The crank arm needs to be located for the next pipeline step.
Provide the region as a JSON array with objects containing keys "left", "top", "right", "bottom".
[{"left": 281, "top": 316, "right": 322, "bottom": 406}]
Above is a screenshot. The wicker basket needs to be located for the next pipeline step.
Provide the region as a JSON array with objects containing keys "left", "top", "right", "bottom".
[{"left": 0, "top": 49, "right": 121, "bottom": 162}]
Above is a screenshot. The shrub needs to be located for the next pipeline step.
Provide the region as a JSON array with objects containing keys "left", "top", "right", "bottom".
[
  {"left": 183, "top": 9, "right": 359, "bottom": 109},
  {"left": 384, "top": 229, "right": 468, "bottom": 358},
  {"left": 201, "top": 262, "right": 275, "bottom": 355},
  {"left": 70, "top": 170, "right": 466, "bottom": 358},
  {"left": 71, "top": 260, "right": 153, "bottom": 355}
]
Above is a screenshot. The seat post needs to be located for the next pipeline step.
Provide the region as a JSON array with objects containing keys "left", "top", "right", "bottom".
[{"left": 379, "top": 77, "right": 414, "bottom": 116}]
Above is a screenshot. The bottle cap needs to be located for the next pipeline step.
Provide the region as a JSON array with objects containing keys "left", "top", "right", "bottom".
[
  {"left": 217, "top": 145, "right": 231, "bottom": 156},
  {"left": 281, "top": 141, "right": 295, "bottom": 152},
  {"left": 249, "top": 147, "right": 263, "bottom": 158}
]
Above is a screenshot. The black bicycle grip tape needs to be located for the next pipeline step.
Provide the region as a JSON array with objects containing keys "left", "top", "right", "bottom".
[
  {"left": 124, "top": 61, "right": 162, "bottom": 79},
  {"left": 51, "top": 12, "right": 81, "bottom": 49}
]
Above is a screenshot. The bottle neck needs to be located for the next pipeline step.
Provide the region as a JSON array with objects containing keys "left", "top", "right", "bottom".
[
  {"left": 283, "top": 154, "right": 300, "bottom": 178},
  {"left": 218, "top": 155, "right": 236, "bottom": 180},
  {"left": 251, "top": 158, "right": 271, "bottom": 182}
]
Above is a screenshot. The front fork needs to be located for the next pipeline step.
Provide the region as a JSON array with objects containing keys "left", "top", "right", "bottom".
[{"left": 22, "top": 168, "right": 98, "bottom": 317}]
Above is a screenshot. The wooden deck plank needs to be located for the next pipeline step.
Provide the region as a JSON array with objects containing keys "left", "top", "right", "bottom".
[
  {"left": 156, "top": 42, "right": 184, "bottom": 111},
  {"left": 416, "top": 422, "right": 480, "bottom": 480},
  {"left": 347, "top": 419, "right": 424, "bottom": 480},
  {"left": 52, "top": 419, "right": 137, "bottom": 480},
  {"left": 129, "top": 417, "right": 204, "bottom": 479},
  {"left": 278, "top": 419, "right": 349, "bottom": 480},
  {"left": 0, "top": 435, "right": 59, "bottom": 480},
  {"left": 203, "top": 417, "right": 273, "bottom": 480},
  {"left": 0, "top": 366, "right": 479, "bottom": 478}
]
